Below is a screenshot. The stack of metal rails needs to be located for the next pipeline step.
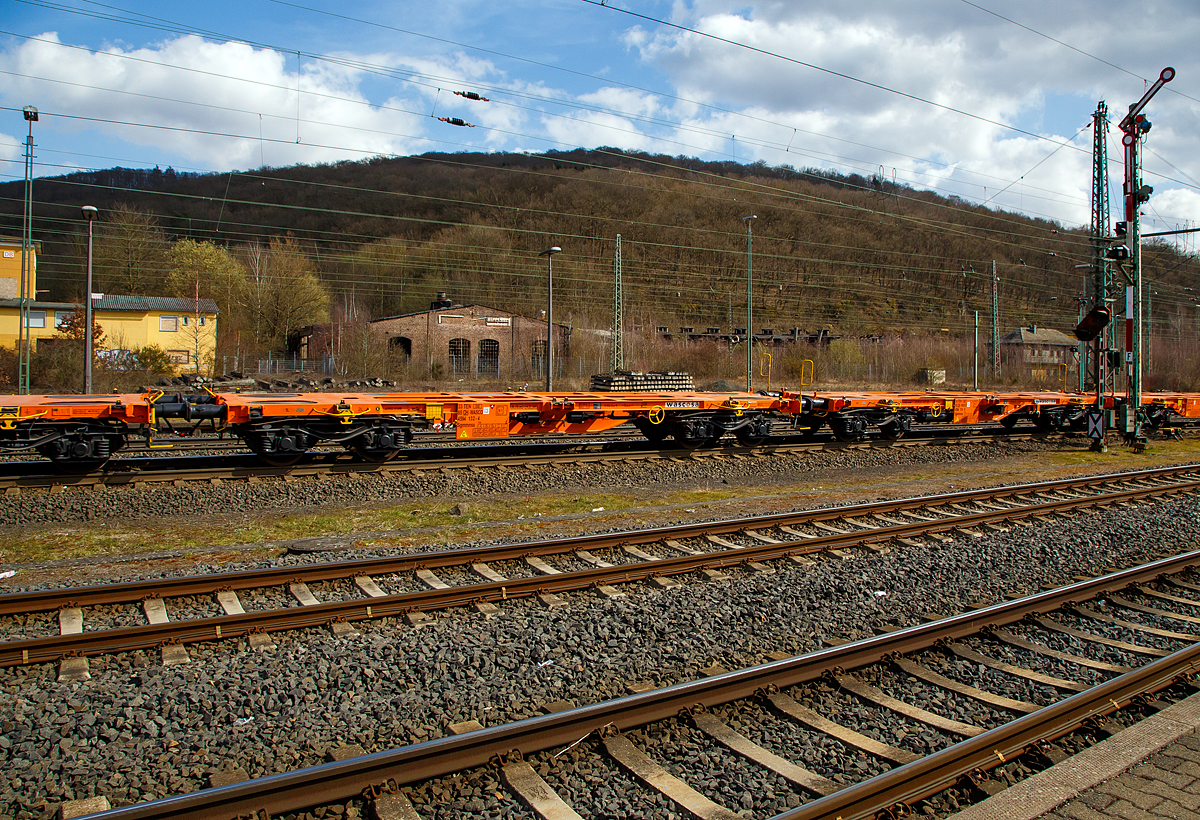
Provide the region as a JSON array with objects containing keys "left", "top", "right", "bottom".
[{"left": 590, "top": 370, "right": 695, "bottom": 392}]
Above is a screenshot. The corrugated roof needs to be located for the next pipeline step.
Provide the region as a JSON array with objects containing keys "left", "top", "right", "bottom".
[{"left": 92, "top": 295, "right": 219, "bottom": 314}]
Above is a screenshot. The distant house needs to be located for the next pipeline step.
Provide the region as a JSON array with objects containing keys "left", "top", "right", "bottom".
[
  {"left": 297, "top": 292, "right": 570, "bottom": 381},
  {"left": 999, "top": 324, "right": 1079, "bottom": 382},
  {"left": 0, "top": 294, "right": 219, "bottom": 373},
  {"left": 0, "top": 233, "right": 218, "bottom": 373}
]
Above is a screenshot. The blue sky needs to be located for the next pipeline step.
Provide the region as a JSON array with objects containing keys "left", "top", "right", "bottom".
[{"left": 1, "top": 0, "right": 1198, "bottom": 240}]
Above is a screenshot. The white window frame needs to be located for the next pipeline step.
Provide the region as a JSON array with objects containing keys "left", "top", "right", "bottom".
[
  {"left": 159, "top": 315, "right": 179, "bottom": 332},
  {"left": 26, "top": 310, "right": 46, "bottom": 329}
]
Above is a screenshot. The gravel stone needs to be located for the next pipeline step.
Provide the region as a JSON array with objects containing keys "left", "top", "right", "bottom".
[{"left": 2, "top": 451, "right": 1200, "bottom": 818}]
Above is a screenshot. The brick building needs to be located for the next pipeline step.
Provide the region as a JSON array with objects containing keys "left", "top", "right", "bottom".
[{"left": 314, "top": 293, "right": 570, "bottom": 381}]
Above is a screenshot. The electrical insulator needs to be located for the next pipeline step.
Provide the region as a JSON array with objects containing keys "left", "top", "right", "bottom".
[
  {"left": 437, "top": 117, "right": 475, "bottom": 127},
  {"left": 453, "top": 91, "right": 489, "bottom": 102}
]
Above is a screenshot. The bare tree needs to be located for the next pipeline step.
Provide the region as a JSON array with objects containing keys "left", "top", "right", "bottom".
[
  {"left": 243, "top": 236, "right": 330, "bottom": 351},
  {"left": 93, "top": 205, "right": 170, "bottom": 295}
]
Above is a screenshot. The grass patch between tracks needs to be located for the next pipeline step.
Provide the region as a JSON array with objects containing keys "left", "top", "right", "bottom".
[
  {"left": 2, "top": 439, "right": 1199, "bottom": 570},
  {"left": 0, "top": 488, "right": 717, "bottom": 566}
]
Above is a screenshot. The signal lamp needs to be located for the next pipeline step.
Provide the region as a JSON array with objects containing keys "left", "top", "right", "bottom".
[{"left": 1075, "top": 307, "right": 1111, "bottom": 342}]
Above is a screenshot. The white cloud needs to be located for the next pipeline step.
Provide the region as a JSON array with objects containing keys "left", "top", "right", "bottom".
[
  {"left": 2, "top": 2, "right": 1198, "bottom": 234},
  {"left": 621, "top": 1, "right": 1200, "bottom": 228},
  {"left": 0, "top": 32, "right": 473, "bottom": 169},
  {"left": 1150, "top": 189, "right": 1200, "bottom": 232}
]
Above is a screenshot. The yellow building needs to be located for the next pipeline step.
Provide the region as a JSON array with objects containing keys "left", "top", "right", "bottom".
[
  {"left": 1, "top": 233, "right": 219, "bottom": 374},
  {"left": 0, "top": 295, "right": 219, "bottom": 373}
]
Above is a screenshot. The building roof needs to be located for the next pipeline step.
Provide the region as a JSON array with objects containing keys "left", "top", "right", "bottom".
[
  {"left": 0, "top": 295, "right": 218, "bottom": 314},
  {"left": 1000, "top": 325, "right": 1077, "bottom": 346},
  {"left": 93, "top": 295, "right": 219, "bottom": 314},
  {"left": 0, "top": 299, "right": 76, "bottom": 310},
  {"left": 371, "top": 301, "right": 565, "bottom": 328}
]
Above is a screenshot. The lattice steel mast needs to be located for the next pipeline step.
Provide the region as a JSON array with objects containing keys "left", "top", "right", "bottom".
[
  {"left": 1090, "top": 101, "right": 1116, "bottom": 403},
  {"left": 611, "top": 234, "right": 624, "bottom": 372}
]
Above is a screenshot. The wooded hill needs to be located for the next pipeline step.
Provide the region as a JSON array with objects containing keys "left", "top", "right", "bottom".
[{"left": 2, "top": 147, "right": 1197, "bottom": 349}]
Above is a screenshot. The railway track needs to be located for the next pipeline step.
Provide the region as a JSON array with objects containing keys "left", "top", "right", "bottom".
[
  {"left": 52, "top": 546, "right": 1200, "bottom": 820},
  {"left": 0, "top": 427, "right": 1055, "bottom": 490},
  {"left": 2, "top": 464, "right": 1195, "bottom": 676}
]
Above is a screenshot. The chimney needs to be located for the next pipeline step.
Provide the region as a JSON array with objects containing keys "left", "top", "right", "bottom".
[{"left": 430, "top": 292, "right": 453, "bottom": 310}]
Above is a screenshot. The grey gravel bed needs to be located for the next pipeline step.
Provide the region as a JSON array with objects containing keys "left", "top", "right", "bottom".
[
  {"left": 0, "top": 611, "right": 56, "bottom": 642},
  {"left": 958, "top": 635, "right": 1111, "bottom": 687},
  {"left": 1103, "top": 595, "right": 1200, "bottom": 635},
  {"left": 1004, "top": 621, "right": 1144, "bottom": 669},
  {"left": 1, "top": 492, "right": 1199, "bottom": 819},
  {"left": 632, "top": 719, "right": 799, "bottom": 815},
  {"left": 708, "top": 698, "right": 875, "bottom": 785},
  {"left": 0, "top": 439, "right": 1076, "bottom": 530},
  {"left": 793, "top": 683, "right": 955, "bottom": 755},
  {"left": 915, "top": 649, "right": 1062, "bottom": 708},
  {"left": 1050, "top": 610, "right": 1188, "bottom": 653},
  {"left": 856, "top": 664, "right": 1010, "bottom": 729},
  {"left": 523, "top": 740, "right": 679, "bottom": 820}
]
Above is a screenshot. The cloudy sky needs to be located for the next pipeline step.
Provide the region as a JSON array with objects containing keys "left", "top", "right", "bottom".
[{"left": 1, "top": 0, "right": 1198, "bottom": 239}]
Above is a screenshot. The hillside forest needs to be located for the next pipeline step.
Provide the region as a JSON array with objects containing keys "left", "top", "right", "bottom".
[{"left": 2, "top": 148, "right": 1199, "bottom": 391}]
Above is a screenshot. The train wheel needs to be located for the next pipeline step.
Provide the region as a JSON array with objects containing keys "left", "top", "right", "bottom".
[
  {"left": 348, "top": 443, "right": 401, "bottom": 463},
  {"left": 244, "top": 430, "right": 309, "bottom": 467},
  {"left": 671, "top": 423, "right": 707, "bottom": 450},
  {"left": 878, "top": 423, "right": 905, "bottom": 441},
  {"left": 830, "top": 421, "right": 860, "bottom": 442},
  {"left": 734, "top": 429, "right": 768, "bottom": 447},
  {"left": 1035, "top": 413, "right": 1063, "bottom": 432},
  {"left": 254, "top": 450, "right": 305, "bottom": 468},
  {"left": 36, "top": 448, "right": 109, "bottom": 474},
  {"left": 35, "top": 426, "right": 120, "bottom": 472},
  {"left": 635, "top": 419, "right": 669, "bottom": 443}
]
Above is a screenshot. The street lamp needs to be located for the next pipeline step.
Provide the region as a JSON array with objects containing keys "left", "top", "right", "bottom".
[
  {"left": 82, "top": 206, "right": 98, "bottom": 394},
  {"left": 539, "top": 246, "right": 561, "bottom": 392},
  {"left": 742, "top": 215, "right": 757, "bottom": 392},
  {"left": 18, "top": 105, "right": 38, "bottom": 394}
]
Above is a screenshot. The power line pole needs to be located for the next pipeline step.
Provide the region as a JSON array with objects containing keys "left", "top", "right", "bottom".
[
  {"left": 1090, "top": 100, "right": 1117, "bottom": 409},
  {"left": 742, "top": 215, "right": 756, "bottom": 393},
  {"left": 990, "top": 261, "right": 1000, "bottom": 380},
  {"left": 611, "top": 234, "right": 623, "bottom": 373}
]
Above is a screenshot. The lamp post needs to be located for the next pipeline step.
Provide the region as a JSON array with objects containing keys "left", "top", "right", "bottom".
[
  {"left": 742, "top": 215, "right": 757, "bottom": 392},
  {"left": 18, "top": 105, "right": 38, "bottom": 394},
  {"left": 539, "top": 246, "right": 561, "bottom": 392},
  {"left": 82, "top": 206, "right": 98, "bottom": 394}
]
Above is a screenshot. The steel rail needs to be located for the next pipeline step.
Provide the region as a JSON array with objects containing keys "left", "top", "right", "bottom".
[
  {"left": 773, "top": 643, "right": 1200, "bottom": 820},
  {"left": 77, "top": 549, "right": 1200, "bottom": 820},
  {"left": 1, "top": 463, "right": 1195, "bottom": 618},
  {"left": 3, "top": 471, "right": 1198, "bottom": 667},
  {"left": 0, "top": 430, "right": 1051, "bottom": 489}
]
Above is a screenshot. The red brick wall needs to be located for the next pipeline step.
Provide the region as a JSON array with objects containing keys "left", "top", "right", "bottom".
[{"left": 370, "top": 305, "right": 569, "bottom": 380}]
